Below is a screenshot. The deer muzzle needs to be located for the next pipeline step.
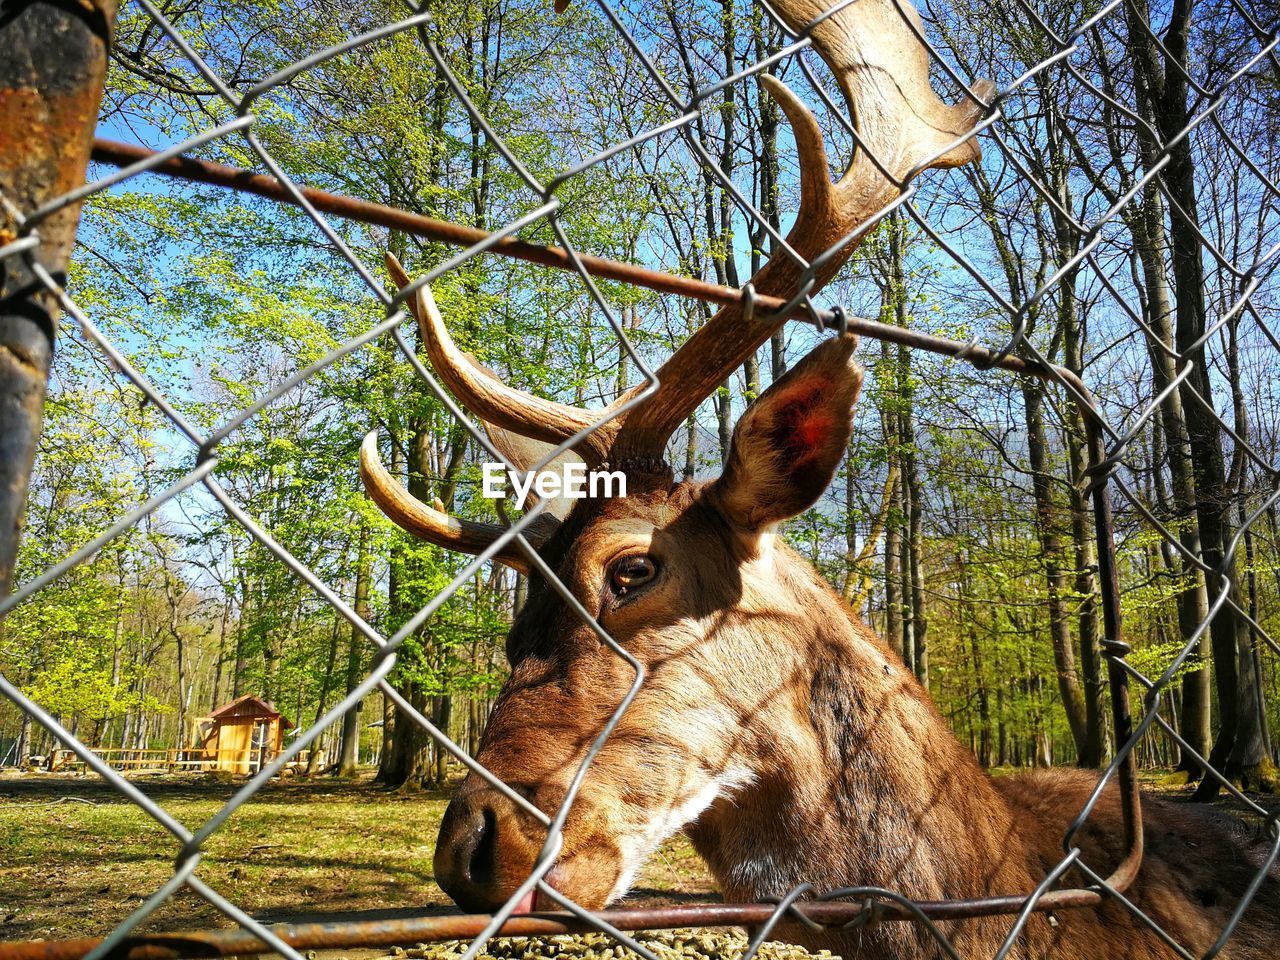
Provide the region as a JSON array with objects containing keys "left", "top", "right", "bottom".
[
  {"left": 434, "top": 786, "right": 544, "bottom": 913},
  {"left": 435, "top": 779, "right": 629, "bottom": 913}
]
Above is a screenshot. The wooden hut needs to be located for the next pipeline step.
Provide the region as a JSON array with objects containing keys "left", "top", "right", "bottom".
[{"left": 192, "top": 695, "right": 294, "bottom": 774}]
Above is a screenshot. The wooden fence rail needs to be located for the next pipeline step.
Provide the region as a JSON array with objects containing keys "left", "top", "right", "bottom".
[{"left": 44, "top": 747, "right": 310, "bottom": 775}]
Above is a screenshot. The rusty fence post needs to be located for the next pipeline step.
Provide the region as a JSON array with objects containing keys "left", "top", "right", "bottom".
[{"left": 0, "top": 0, "right": 120, "bottom": 599}]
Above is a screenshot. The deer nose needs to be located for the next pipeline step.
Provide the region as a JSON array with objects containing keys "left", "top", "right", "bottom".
[{"left": 434, "top": 788, "right": 532, "bottom": 912}]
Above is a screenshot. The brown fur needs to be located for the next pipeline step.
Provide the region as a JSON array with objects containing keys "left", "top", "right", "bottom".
[{"left": 433, "top": 338, "right": 1280, "bottom": 959}]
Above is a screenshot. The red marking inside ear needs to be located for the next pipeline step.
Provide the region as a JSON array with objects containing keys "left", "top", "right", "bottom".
[
  {"left": 795, "top": 409, "right": 835, "bottom": 452},
  {"left": 768, "top": 376, "right": 837, "bottom": 463}
]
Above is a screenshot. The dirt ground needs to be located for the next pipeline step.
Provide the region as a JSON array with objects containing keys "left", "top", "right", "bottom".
[{"left": 0, "top": 772, "right": 716, "bottom": 944}]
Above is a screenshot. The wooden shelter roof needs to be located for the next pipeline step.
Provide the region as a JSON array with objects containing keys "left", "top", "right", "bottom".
[{"left": 206, "top": 694, "right": 295, "bottom": 729}]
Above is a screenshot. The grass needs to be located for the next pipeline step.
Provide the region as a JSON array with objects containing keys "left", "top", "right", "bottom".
[
  {"left": 0, "top": 773, "right": 715, "bottom": 944},
  {"left": 6, "top": 768, "right": 1272, "bottom": 948}
]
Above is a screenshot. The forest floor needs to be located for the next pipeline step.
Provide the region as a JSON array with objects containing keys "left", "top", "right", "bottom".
[
  {"left": 0, "top": 772, "right": 714, "bottom": 943},
  {"left": 1, "top": 769, "right": 1275, "bottom": 946}
]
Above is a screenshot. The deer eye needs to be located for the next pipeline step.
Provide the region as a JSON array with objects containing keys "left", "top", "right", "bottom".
[{"left": 608, "top": 554, "right": 657, "bottom": 595}]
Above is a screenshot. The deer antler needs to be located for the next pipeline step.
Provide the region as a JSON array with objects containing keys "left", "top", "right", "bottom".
[
  {"left": 604, "top": 0, "right": 991, "bottom": 458},
  {"left": 365, "top": 0, "right": 989, "bottom": 556},
  {"left": 360, "top": 433, "right": 558, "bottom": 571},
  {"left": 361, "top": 258, "right": 588, "bottom": 564},
  {"left": 385, "top": 254, "right": 614, "bottom": 466}
]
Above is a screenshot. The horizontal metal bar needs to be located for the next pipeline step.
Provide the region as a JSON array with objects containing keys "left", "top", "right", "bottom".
[
  {"left": 88, "top": 138, "right": 760, "bottom": 313},
  {"left": 0, "top": 891, "right": 1107, "bottom": 960},
  {"left": 87, "top": 139, "right": 1084, "bottom": 391}
]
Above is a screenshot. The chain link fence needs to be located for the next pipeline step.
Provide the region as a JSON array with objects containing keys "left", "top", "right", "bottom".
[{"left": 1, "top": 0, "right": 1278, "bottom": 958}]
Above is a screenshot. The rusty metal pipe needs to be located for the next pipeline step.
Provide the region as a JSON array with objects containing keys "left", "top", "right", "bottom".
[
  {"left": 87, "top": 139, "right": 1066, "bottom": 387},
  {"left": 0, "top": 891, "right": 1112, "bottom": 960}
]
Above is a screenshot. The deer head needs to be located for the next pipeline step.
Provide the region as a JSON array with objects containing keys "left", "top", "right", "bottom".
[{"left": 362, "top": 0, "right": 988, "bottom": 916}]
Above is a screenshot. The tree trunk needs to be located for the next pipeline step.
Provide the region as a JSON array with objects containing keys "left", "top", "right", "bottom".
[
  {"left": 878, "top": 307, "right": 905, "bottom": 661},
  {"left": 1123, "top": 0, "right": 1260, "bottom": 796},
  {"left": 433, "top": 694, "right": 452, "bottom": 785},
  {"left": 1238, "top": 494, "right": 1275, "bottom": 784},
  {"left": 338, "top": 523, "right": 371, "bottom": 778},
  {"left": 16, "top": 710, "right": 30, "bottom": 764},
  {"left": 308, "top": 614, "right": 343, "bottom": 776},
  {"left": 886, "top": 214, "right": 925, "bottom": 685},
  {"left": 1054, "top": 258, "right": 1106, "bottom": 766},
  {"left": 961, "top": 550, "right": 992, "bottom": 766},
  {"left": 1022, "top": 378, "right": 1090, "bottom": 759},
  {"left": 997, "top": 683, "right": 1008, "bottom": 766},
  {"left": 1225, "top": 319, "right": 1273, "bottom": 786},
  {"left": 380, "top": 681, "right": 433, "bottom": 789},
  {"left": 903, "top": 421, "right": 927, "bottom": 690},
  {"left": 898, "top": 462, "right": 916, "bottom": 674},
  {"left": 1125, "top": 125, "right": 1212, "bottom": 775},
  {"left": 751, "top": 3, "right": 785, "bottom": 383},
  {"left": 377, "top": 431, "right": 407, "bottom": 786},
  {"left": 882, "top": 453, "right": 905, "bottom": 661}
]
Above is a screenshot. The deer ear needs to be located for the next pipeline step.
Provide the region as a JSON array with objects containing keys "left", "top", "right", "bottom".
[{"left": 711, "top": 334, "right": 862, "bottom": 535}]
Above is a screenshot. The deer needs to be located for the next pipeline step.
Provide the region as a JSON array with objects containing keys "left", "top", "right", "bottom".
[{"left": 359, "top": 0, "right": 1280, "bottom": 956}]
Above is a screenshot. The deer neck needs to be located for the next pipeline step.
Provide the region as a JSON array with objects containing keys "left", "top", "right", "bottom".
[{"left": 685, "top": 597, "right": 1037, "bottom": 908}]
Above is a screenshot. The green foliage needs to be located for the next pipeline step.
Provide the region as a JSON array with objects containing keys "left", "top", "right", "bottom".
[{"left": 6, "top": 0, "right": 1277, "bottom": 782}]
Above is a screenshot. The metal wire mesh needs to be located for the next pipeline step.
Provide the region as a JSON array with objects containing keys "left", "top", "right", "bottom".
[{"left": 1, "top": 0, "right": 1278, "bottom": 958}]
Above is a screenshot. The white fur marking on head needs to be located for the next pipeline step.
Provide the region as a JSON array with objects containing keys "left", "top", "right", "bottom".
[{"left": 607, "top": 768, "right": 757, "bottom": 903}]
